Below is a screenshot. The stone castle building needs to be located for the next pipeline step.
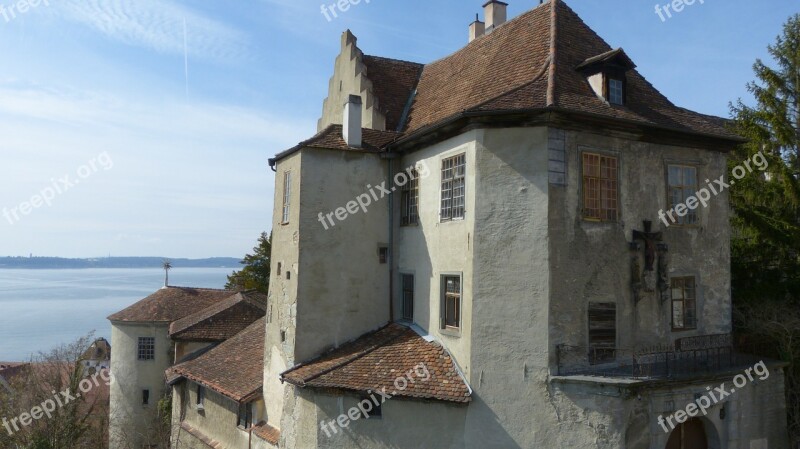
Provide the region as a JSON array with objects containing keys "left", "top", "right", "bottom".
[
  {"left": 261, "top": 1, "right": 789, "bottom": 448},
  {"left": 108, "top": 1, "right": 790, "bottom": 448}
]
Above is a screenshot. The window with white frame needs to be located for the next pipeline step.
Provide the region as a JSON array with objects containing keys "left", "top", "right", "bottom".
[
  {"left": 137, "top": 337, "right": 155, "bottom": 361},
  {"left": 440, "top": 154, "right": 466, "bottom": 221},
  {"left": 401, "top": 169, "right": 419, "bottom": 226},
  {"left": 281, "top": 171, "right": 291, "bottom": 224},
  {"left": 441, "top": 275, "right": 461, "bottom": 330},
  {"left": 668, "top": 165, "right": 699, "bottom": 225}
]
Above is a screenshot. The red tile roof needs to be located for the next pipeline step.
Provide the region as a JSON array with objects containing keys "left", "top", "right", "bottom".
[
  {"left": 280, "top": 324, "right": 471, "bottom": 404},
  {"left": 361, "top": 55, "right": 424, "bottom": 132},
  {"left": 272, "top": 0, "right": 741, "bottom": 166},
  {"left": 271, "top": 124, "right": 402, "bottom": 163},
  {"left": 168, "top": 317, "right": 265, "bottom": 402},
  {"left": 169, "top": 291, "right": 267, "bottom": 342},
  {"left": 108, "top": 287, "right": 237, "bottom": 323},
  {"left": 252, "top": 422, "right": 280, "bottom": 446},
  {"left": 180, "top": 422, "right": 221, "bottom": 449}
]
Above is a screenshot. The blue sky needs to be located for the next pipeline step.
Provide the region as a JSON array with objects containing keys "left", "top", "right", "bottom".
[{"left": 0, "top": 0, "right": 795, "bottom": 259}]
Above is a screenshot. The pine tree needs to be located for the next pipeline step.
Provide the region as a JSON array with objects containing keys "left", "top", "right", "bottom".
[
  {"left": 225, "top": 232, "right": 271, "bottom": 294},
  {"left": 730, "top": 13, "right": 800, "bottom": 303}
]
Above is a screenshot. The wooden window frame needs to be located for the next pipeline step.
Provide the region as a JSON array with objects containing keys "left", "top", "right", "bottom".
[
  {"left": 440, "top": 275, "right": 462, "bottom": 331},
  {"left": 671, "top": 277, "right": 697, "bottom": 331},
  {"left": 281, "top": 171, "right": 291, "bottom": 225},
  {"left": 588, "top": 302, "right": 617, "bottom": 365},
  {"left": 582, "top": 152, "right": 619, "bottom": 222},
  {"left": 604, "top": 71, "right": 627, "bottom": 105},
  {"left": 137, "top": 337, "right": 155, "bottom": 361},
  {"left": 401, "top": 169, "right": 420, "bottom": 226},
  {"left": 440, "top": 154, "right": 466, "bottom": 222},
  {"left": 667, "top": 165, "right": 699, "bottom": 226},
  {"left": 401, "top": 274, "right": 414, "bottom": 322}
]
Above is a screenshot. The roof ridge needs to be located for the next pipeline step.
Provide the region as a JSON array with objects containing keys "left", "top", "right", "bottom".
[
  {"left": 547, "top": 0, "right": 558, "bottom": 107},
  {"left": 363, "top": 54, "right": 423, "bottom": 67}
]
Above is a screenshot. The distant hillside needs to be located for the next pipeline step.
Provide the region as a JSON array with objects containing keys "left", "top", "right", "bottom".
[{"left": 0, "top": 257, "right": 242, "bottom": 269}]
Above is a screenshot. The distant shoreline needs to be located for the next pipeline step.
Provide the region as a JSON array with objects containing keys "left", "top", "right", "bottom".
[{"left": 0, "top": 257, "right": 242, "bottom": 269}]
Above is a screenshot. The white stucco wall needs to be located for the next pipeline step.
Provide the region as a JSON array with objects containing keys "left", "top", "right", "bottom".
[{"left": 109, "top": 321, "right": 172, "bottom": 449}]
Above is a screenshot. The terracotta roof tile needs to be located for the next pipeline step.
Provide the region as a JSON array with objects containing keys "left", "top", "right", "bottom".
[
  {"left": 272, "top": 0, "right": 740, "bottom": 165},
  {"left": 361, "top": 55, "right": 423, "bottom": 131},
  {"left": 169, "top": 291, "right": 267, "bottom": 342},
  {"left": 270, "top": 125, "right": 402, "bottom": 163},
  {"left": 180, "top": 422, "right": 220, "bottom": 448},
  {"left": 252, "top": 422, "right": 280, "bottom": 446},
  {"left": 108, "top": 287, "right": 237, "bottom": 323},
  {"left": 404, "top": 1, "right": 738, "bottom": 141},
  {"left": 281, "top": 324, "right": 471, "bottom": 404},
  {"left": 169, "top": 318, "right": 265, "bottom": 402}
]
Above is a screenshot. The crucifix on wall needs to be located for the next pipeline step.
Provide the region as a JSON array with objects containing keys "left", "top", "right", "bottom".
[{"left": 631, "top": 220, "right": 669, "bottom": 303}]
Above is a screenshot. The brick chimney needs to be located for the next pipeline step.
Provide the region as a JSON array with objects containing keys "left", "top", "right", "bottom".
[
  {"left": 469, "top": 14, "right": 485, "bottom": 42},
  {"left": 343, "top": 95, "right": 362, "bottom": 148},
  {"left": 484, "top": 0, "right": 508, "bottom": 34}
]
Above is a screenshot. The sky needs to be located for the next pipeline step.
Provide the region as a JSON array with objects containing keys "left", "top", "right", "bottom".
[{"left": 0, "top": 0, "right": 795, "bottom": 259}]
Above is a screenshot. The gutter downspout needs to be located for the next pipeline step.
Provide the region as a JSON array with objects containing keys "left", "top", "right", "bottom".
[{"left": 388, "top": 158, "right": 395, "bottom": 323}]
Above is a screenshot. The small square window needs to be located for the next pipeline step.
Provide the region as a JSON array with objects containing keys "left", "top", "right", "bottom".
[
  {"left": 137, "top": 337, "right": 155, "bottom": 361},
  {"left": 608, "top": 78, "right": 624, "bottom": 105}
]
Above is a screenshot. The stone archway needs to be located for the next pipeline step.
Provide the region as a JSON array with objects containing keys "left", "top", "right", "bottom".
[{"left": 665, "top": 418, "right": 708, "bottom": 449}]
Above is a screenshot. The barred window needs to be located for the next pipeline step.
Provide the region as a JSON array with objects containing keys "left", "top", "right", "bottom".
[
  {"left": 401, "top": 169, "right": 419, "bottom": 226},
  {"left": 588, "top": 303, "right": 616, "bottom": 364},
  {"left": 582, "top": 153, "right": 618, "bottom": 221},
  {"left": 671, "top": 277, "right": 697, "bottom": 330},
  {"left": 668, "top": 165, "right": 698, "bottom": 225},
  {"left": 441, "top": 275, "right": 461, "bottom": 330},
  {"left": 137, "top": 337, "right": 155, "bottom": 361},
  {"left": 281, "top": 171, "right": 291, "bottom": 224},
  {"left": 440, "top": 154, "right": 466, "bottom": 221}
]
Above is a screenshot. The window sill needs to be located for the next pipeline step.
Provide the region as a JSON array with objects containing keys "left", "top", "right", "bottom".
[
  {"left": 440, "top": 327, "right": 462, "bottom": 338},
  {"left": 400, "top": 222, "right": 420, "bottom": 228},
  {"left": 439, "top": 217, "right": 466, "bottom": 224},
  {"left": 671, "top": 328, "right": 698, "bottom": 333}
]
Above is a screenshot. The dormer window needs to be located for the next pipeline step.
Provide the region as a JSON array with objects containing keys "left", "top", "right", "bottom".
[
  {"left": 608, "top": 78, "right": 624, "bottom": 105},
  {"left": 576, "top": 48, "right": 636, "bottom": 107}
]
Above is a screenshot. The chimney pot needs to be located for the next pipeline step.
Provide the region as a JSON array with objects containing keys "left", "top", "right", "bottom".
[
  {"left": 343, "top": 95, "right": 362, "bottom": 148},
  {"left": 483, "top": 0, "right": 508, "bottom": 33},
  {"left": 469, "top": 14, "right": 485, "bottom": 42}
]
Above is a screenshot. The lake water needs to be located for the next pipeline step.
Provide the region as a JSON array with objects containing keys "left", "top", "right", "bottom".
[{"left": 0, "top": 268, "right": 233, "bottom": 361}]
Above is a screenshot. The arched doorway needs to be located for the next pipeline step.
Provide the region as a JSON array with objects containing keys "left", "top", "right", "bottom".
[{"left": 666, "top": 418, "right": 708, "bottom": 449}]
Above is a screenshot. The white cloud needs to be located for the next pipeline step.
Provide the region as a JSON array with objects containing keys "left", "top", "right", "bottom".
[{"left": 50, "top": 0, "right": 249, "bottom": 61}]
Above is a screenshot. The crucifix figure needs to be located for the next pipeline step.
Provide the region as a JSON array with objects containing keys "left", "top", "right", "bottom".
[
  {"left": 633, "top": 220, "right": 662, "bottom": 271},
  {"left": 632, "top": 220, "right": 663, "bottom": 293}
]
